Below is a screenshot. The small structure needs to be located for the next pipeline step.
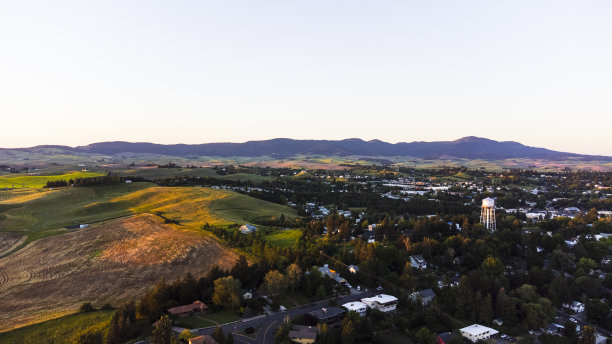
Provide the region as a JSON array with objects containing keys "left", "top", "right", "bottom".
[
  {"left": 318, "top": 264, "right": 346, "bottom": 284},
  {"left": 348, "top": 265, "right": 359, "bottom": 274},
  {"left": 410, "top": 255, "right": 427, "bottom": 270},
  {"left": 167, "top": 300, "right": 208, "bottom": 317},
  {"left": 410, "top": 288, "right": 436, "bottom": 306},
  {"left": 360, "top": 294, "right": 398, "bottom": 312},
  {"left": 342, "top": 301, "right": 368, "bottom": 317},
  {"left": 288, "top": 325, "right": 319, "bottom": 344},
  {"left": 459, "top": 324, "right": 499, "bottom": 343},
  {"left": 79, "top": 224, "right": 89, "bottom": 229},
  {"left": 189, "top": 335, "right": 218, "bottom": 344},
  {"left": 240, "top": 224, "right": 257, "bottom": 234},
  {"left": 480, "top": 198, "right": 497, "bottom": 231},
  {"left": 243, "top": 291, "right": 253, "bottom": 300}
]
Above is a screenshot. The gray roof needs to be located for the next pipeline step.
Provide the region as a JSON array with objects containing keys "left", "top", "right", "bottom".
[
  {"left": 418, "top": 288, "right": 436, "bottom": 298},
  {"left": 308, "top": 307, "right": 346, "bottom": 320}
]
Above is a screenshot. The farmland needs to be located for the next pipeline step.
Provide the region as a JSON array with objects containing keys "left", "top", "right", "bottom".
[
  {"left": 0, "top": 171, "right": 105, "bottom": 188},
  {"left": 0, "top": 184, "right": 296, "bottom": 244},
  {"left": 0, "top": 214, "right": 240, "bottom": 331}
]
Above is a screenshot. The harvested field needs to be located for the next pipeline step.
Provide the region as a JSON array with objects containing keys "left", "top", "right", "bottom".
[
  {"left": 0, "top": 214, "right": 239, "bottom": 331},
  {"left": 0, "top": 232, "right": 26, "bottom": 257}
]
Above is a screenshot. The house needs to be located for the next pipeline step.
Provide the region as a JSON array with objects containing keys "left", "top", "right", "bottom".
[
  {"left": 410, "top": 255, "right": 427, "bottom": 269},
  {"left": 348, "top": 265, "right": 359, "bottom": 274},
  {"left": 305, "top": 307, "right": 346, "bottom": 325},
  {"left": 410, "top": 289, "right": 436, "bottom": 306},
  {"left": 459, "top": 324, "right": 499, "bottom": 342},
  {"left": 571, "top": 301, "right": 585, "bottom": 313},
  {"left": 240, "top": 224, "right": 257, "bottom": 234},
  {"left": 167, "top": 300, "right": 208, "bottom": 317},
  {"left": 436, "top": 332, "right": 458, "bottom": 344},
  {"left": 288, "top": 325, "right": 319, "bottom": 344},
  {"left": 360, "top": 294, "right": 398, "bottom": 312},
  {"left": 342, "top": 301, "right": 368, "bottom": 317},
  {"left": 189, "top": 335, "right": 218, "bottom": 344},
  {"left": 318, "top": 264, "right": 346, "bottom": 284}
]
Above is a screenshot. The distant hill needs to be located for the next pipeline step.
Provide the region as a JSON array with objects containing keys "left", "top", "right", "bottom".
[{"left": 5, "top": 137, "right": 611, "bottom": 160}]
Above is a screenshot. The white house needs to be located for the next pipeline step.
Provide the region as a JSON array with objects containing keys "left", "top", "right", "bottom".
[
  {"left": 410, "top": 255, "right": 427, "bottom": 269},
  {"left": 562, "top": 301, "right": 585, "bottom": 313},
  {"left": 459, "top": 324, "right": 499, "bottom": 343},
  {"left": 360, "top": 294, "right": 398, "bottom": 312},
  {"left": 342, "top": 302, "right": 367, "bottom": 317}
]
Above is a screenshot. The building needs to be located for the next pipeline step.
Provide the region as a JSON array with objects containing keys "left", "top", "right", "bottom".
[
  {"left": 436, "top": 332, "right": 458, "bottom": 344},
  {"left": 288, "top": 325, "right": 319, "bottom": 344},
  {"left": 480, "top": 198, "right": 497, "bottom": 231},
  {"left": 167, "top": 300, "right": 208, "bottom": 317},
  {"left": 189, "top": 335, "right": 218, "bottom": 344},
  {"left": 459, "top": 324, "right": 499, "bottom": 342},
  {"left": 410, "top": 255, "right": 427, "bottom": 269},
  {"left": 361, "top": 294, "right": 398, "bottom": 312},
  {"left": 342, "top": 301, "right": 368, "bottom": 316},
  {"left": 410, "top": 288, "right": 436, "bottom": 306},
  {"left": 240, "top": 224, "right": 257, "bottom": 234},
  {"left": 570, "top": 301, "right": 585, "bottom": 313},
  {"left": 305, "top": 307, "right": 346, "bottom": 325},
  {"left": 318, "top": 264, "right": 346, "bottom": 284}
]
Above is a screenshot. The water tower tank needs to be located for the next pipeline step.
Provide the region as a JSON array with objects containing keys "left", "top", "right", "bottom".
[{"left": 482, "top": 198, "right": 495, "bottom": 208}]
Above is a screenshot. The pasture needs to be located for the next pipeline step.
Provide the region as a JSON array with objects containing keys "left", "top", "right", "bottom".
[{"left": 263, "top": 229, "right": 302, "bottom": 248}]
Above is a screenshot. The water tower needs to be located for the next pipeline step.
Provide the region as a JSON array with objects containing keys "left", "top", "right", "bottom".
[{"left": 480, "top": 198, "right": 496, "bottom": 231}]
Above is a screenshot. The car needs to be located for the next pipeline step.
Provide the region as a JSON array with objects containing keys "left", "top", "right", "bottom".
[
  {"left": 570, "top": 317, "right": 577, "bottom": 323},
  {"left": 346, "top": 283, "right": 352, "bottom": 288},
  {"left": 501, "top": 334, "right": 508, "bottom": 339},
  {"left": 357, "top": 286, "right": 361, "bottom": 291},
  {"left": 376, "top": 286, "right": 383, "bottom": 291}
]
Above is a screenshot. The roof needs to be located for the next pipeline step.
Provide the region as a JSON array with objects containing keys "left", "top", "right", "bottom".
[
  {"left": 361, "top": 294, "right": 398, "bottom": 304},
  {"left": 342, "top": 302, "right": 367, "bottom": 312},
  {"left": 460, "top": 324, "right": 499, "bottom": 336},
  {"left": 417, "top": 288, "right": 436, "bottom": 298},
  {"left": 288, "top": 325, "right": 319, "bottom": 340},
  {"left": 168, "top": 300, "right": 208, "bottom": 315},
  {"left": 189, "top": 335, "right": 218, "bottom": 344},
  {"left": 437, "top": 332, "right": 458, "bottom": 341},
  {"left": 308, "top": 307, "right": 345, "bottom": 320}
]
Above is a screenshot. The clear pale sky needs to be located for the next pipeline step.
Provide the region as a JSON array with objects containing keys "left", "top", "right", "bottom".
[{"left": 1, "top": 1, "right": 611, "bottom": 155}]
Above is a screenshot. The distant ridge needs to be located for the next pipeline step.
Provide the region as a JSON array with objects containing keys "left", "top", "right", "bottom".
[{"left": 6, "top": 137, "right": 611, "bottom": 160}]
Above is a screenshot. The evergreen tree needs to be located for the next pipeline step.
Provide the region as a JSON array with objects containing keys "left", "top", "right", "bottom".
[{"left": 152, "top": 315, "right": 173, "bottom": 344}]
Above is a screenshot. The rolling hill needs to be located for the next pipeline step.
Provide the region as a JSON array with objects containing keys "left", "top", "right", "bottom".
[{"left": 3, "top": 137, "right": 609, "bottom": 160}]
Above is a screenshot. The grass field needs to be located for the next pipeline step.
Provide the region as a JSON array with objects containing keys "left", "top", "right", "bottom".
[
  {"left": 0, "top": 184, "right": 297, "bottom": 236},
  {"left": 263, "top": 229, "right": 302, "bottom": 248},
  {"left": 0, "top": 171, "right": 105, "bottom": 189},
  {"left": 175, "top": 310, "right": 241, "bottom": 329},
  {"left": 0, "top": 214, "right": 240, "bottom": 331},
  {"left": 0, "top": 310, "right": 113, "bottom": 344}
]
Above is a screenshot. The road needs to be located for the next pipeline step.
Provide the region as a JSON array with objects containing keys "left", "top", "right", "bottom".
[{"left": 191, "top": 289, "right": 375, "bottom": 344}]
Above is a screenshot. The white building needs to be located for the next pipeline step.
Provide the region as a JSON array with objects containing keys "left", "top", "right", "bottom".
[
  {"left": 240, "top": 224, "right": 257, "bottom": 234},
  {"left": 342, "top": 302, "right": 367, "bottom": 317},
  {"left": 410, "top": 255, "right": 427, "bottom": 270},
  {"left": 459, "top": 324, "right": 499, "bottom": 342},
  {"left": 563, "top": 301, "right": 585, "bottom": 313},
  {"left": 360, "top": 294, "right": 398, "bottom": 312}
]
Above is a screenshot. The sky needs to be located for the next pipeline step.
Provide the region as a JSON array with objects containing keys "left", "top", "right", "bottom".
[{"left": 1, "top": 1, "right": 611, "bottom": 155}]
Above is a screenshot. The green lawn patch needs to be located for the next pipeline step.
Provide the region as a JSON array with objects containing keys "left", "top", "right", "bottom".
[
  {"left": 0, "top": 310, "right": 114, "bottom": 344},
  {"left": 264, "top": 229, "right": 302, "bottom": 248}
]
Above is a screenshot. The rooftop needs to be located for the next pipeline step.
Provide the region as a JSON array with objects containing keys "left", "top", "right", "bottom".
[
  {"left": 460, "top": 324, "right": 499, "bottom": 336},
  {"left": 361, "top": 294, "right": 398, "bottom": 304}
]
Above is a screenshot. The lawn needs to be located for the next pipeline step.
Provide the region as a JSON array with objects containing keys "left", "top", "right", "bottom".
[
  {"left": 176, "top": 310, "right": 241, "bottom": 329},
  {"left": 212, "top": 191, "right": 297, "bottom": 225},
  {"left": 0, "top": 171, "right": 105, "bottom": 189},
  {"left": 264, "top": 229, "right": 302, "bottom": 248},
  {"left": 0, "top": 310, "right": 114, "bottom": 344}
]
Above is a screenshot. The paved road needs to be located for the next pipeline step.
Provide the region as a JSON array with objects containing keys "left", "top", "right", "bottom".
[{"left": 192, "top": 290, "right": 374, "bottom": 344}]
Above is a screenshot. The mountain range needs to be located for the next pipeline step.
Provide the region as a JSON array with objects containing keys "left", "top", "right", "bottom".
[{"left": 7, "top": 137, "right": 611, "bottom": 161}]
